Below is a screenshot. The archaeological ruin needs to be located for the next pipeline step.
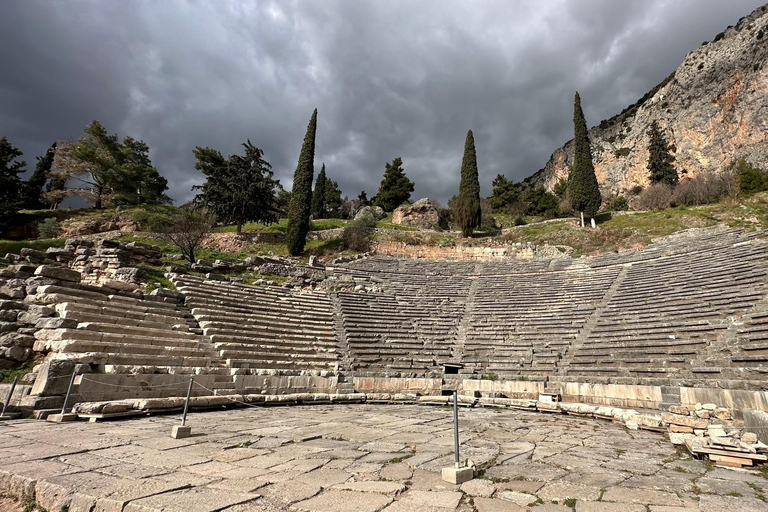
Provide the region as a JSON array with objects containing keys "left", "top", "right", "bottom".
[{"left": 4, "top": 225, "right": 768, "bottom": 510}]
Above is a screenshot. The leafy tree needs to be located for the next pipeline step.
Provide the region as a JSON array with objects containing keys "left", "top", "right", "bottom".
[
  {"left": 286, "top": 108, "right": 318, "bottom": 255},
  {"left": 54, "top": 120, "right": 170, "bottom": 208},
  {"left": 569, "top": 92, "right": 602, "bottom": 226},
  {"left": 155, "top": 205, "right": 216, "bottom": 264},
  {"left": 193, "top": 140, "right": 280, "bottom": 235},
  {"left": 311, "top": 163, "right": 327, "bottom": 219},
  {"left": 23, "top": 142, "right": 56, "bottom": 209},
  {"left": 374, "top": 157, "right": 414, "bottom": 212},
  {"left": 0, "top": 137, "right": 25, "bottom": 233},
  {"left": 488, "top": 174, "right": 519, "bottom": 211},
  {"left": 646, "top": 120, "right": 678, "bottom": 185},
  {"left": 454, "top": 130, "right": 482, "bottom": 236},
  {"left": 324, "top": 178, "right": 344, "bottom": 218}
]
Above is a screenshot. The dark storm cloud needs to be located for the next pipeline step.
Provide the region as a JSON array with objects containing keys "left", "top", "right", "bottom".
[{"left": 1, "top": 0, "right": 765, "bottom": 205}]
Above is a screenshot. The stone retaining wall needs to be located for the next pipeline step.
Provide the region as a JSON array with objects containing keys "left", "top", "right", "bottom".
[{"left": 373, "top": 241, "right": 565, "bottom": 261}]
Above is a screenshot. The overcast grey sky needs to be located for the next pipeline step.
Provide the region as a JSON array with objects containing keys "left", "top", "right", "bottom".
[{"left": 1, "top": 0, "right": 764, "bottom": 205}]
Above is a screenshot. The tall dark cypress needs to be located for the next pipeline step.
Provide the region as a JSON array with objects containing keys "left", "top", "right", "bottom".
[
  {"left": 311, "top": 163, "right": 327, "bottom": 219},
  {"left": 456, "top": 129, "right": 481, "bottom": 236},
  {"left": 286, "top": 109, "right": 317, "bottom": 255},
  {"left": 646, "top": 121, "right": 678, "bottom": 185},
  {"left": 569, "top": 92, "right": 601, "bottom": 226}
]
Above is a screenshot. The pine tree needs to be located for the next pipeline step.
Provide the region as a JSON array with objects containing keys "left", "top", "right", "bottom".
[
  {"left": 0, "top": 137, "right": 25, "bottom": 234},
  {"left": 54, "top": 121, "right": 170, "bottom": 208},
  {"left": 646, "top": 121, "right": 678, "bottom": 186},
  {"left": 324, "top": 178, "right": 343, "bottom": 218},
  {"left": 311, "top": 163, "right": 327, "bottom": 219},
  {"left": 569, "top": 92, "right": 602, "bottom": 227},
  {"left": 488, "top": 175, "right": 519, "bottom": 212},
  {"left": 286, "top": 109, "right": 317, "bottom": 255},
  {"left": 455, "top": 130, "right": 482, "bottom": 236},
  {"left": 193, "top": 140, "right": 279, "bottom": 234},
  {"left": 373, "top": 157, "right": 414, "bottom": 212},
  {"left": 23, "top": 142, "right": 56, "bottom": 209}
]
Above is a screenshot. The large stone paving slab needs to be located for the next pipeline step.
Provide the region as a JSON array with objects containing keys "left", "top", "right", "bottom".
[{"left": 0, "top": 405, "right": 767, "bottom": 511}]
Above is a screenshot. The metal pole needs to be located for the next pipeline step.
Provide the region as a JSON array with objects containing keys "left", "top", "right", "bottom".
[
  {"left": 181, "top": 377, "right": 194, "bottom": 426},
  {"left": 1, "top": 376, "right": 19, "bottom": 417},
  {"left": 61, "top": 371, "right": 77, "bottom": 415},
  {"left": 453, "top": 390, "right": 460, "bottom": 468}
]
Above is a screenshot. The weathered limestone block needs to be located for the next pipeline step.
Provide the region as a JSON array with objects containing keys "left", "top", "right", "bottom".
[
  {"left": 661, "top": 412, "right": 709, "bottom": 429},
  {"left": 34, "top": 265, "right": 81, "bottom": 282},
  {"left": 30, "top": 360, "right": 90, "bottom": 396},
  {"left": 20, "top": 248, "right": 47, "bottom": 263},
  {"left": 559, "top": 403, "right": 597, "bottom": 416},
  {"left": 34, "top": 317, "right": 79, "bottom": 329},
  {"left": 17, "top": 305, "right": 55, "bottom": 324}
]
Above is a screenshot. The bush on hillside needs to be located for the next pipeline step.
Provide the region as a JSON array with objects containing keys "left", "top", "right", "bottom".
[
  {"left": 342, "top": 214, "right": 375, "bottom": 252},
  {"left": 635, "top": 183, "right": 673, "bottom": 210},
  {"left": 735, "top": 158, "right": 768, "bottom": 196},
  {"left": 673, "top": 172, "right": 735, "bottom": 206},
  {"left": 37, "top": 217, "right": 60, "bottom": 239},
  {"left": 607, "top": 195, "right": 629, "bottom": 211}
]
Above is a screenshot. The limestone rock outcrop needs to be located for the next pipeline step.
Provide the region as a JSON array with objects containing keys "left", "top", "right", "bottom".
[
  {"left": 392, "top": 198, "right": 448, "bottom": 230},
  {"left": 530, "top": 4, "right": 768, "bottom": 198}
]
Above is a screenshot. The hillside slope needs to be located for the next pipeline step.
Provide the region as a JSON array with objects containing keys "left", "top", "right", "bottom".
[{"left": 531, "top": 3, "right": 768, "bottom": 197}]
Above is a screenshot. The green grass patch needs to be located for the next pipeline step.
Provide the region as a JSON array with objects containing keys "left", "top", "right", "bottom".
[
  {"left": 211, "top": 218, "right": 288, "bottom": 234},
  {"left": 310, "top": 219, "right": 352, "bottom": 230},
  {"left": 0, "top": 361, "right": 35, "bottom": 383},
  {"left": 0, "top": 238, "right": 66, "bottom": 256}
]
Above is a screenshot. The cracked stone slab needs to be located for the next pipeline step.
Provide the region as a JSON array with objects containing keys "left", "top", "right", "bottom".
[
  {"left": 291, "top": 489, "right": 393, "bottom": 512},
  {"left": 123, "top": 487, "right": 259, "bottom": 512}
]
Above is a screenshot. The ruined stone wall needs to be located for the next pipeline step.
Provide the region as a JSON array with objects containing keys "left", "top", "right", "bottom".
[{"left": 373, "top": 241, "right": 565, "bottom": 261}]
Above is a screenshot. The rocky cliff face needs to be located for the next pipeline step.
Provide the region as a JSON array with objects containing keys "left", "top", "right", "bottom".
[{"left": 532, "top": 4, "right": 768, "bottom": 198}]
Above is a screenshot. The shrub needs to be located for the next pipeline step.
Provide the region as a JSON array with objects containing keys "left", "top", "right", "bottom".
[
  {"left": 513, "top": 216, "right": 527, "bottom": 226},
  {"left": 630, "top": 185, "right": 644, "bottom": 195},
  {"left": 735, "top": 158, "right": 768, "bottom": 196},
  {"left": 607, "top": 196, "right": 628, "bottom": 211},
  {"left": 614, "top": 148, "right": 631, "bottom": 158},
  {"left": 342, "top": 215, "right": 375, "bottom": 252},
  {"left": 635, "top": 183, "right": 673, "bottom": 210},
  {"left": 37, "top": 217, "right": 60, "bottom": 239},
  {"left": 673, "top": 171, "right": 735, "bottom": 206}
]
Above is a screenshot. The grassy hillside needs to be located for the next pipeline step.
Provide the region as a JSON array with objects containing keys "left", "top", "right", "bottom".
[{"left": 2, "top": 194, "right": 767, "bottom": 262}]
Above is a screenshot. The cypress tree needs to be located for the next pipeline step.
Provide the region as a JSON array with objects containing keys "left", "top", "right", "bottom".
[
  {"left": 569, "top": 92, "right": 602, "bottom": 227},
  {"left": 455, "top": 129, "right": 482, "bottom": 236},
  {"left": 646, "top": 121, "right": 678, "bottom": 185},
  {"left": 286, "top": 108, "right": 317, "bottom": 255},
  {"left": 311, "top": 163, "right": 327, "bottom": 219}
]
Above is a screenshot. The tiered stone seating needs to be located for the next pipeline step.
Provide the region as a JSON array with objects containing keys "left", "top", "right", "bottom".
[
  {"left": 171, "top": 274, "right": 340, "bottom": 372},
  {"left": 464, "top": 267, "right": 620, "bottom": 377},
  {"left": 568, "top": 230, "right": 768, "bottom": 378},
  {"left": 337, "top": 271, "right": 469, "bottom": 375},
  {"left": 32, "top": 284, "right": 219, "bottom": 371}
]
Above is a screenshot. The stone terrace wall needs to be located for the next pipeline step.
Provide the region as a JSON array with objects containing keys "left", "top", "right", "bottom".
[{"left": 373, "top": 241, "right": 567, "bottom": 261}]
